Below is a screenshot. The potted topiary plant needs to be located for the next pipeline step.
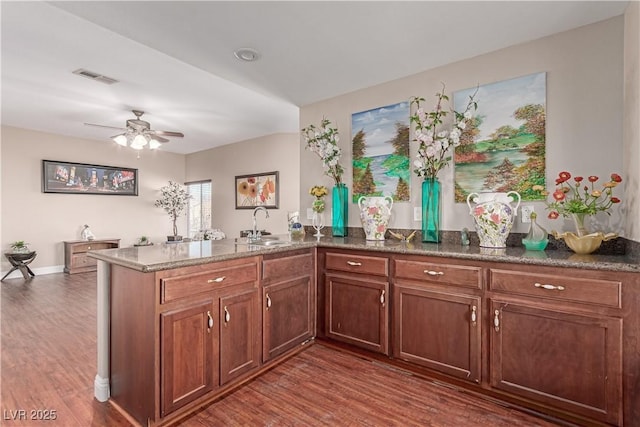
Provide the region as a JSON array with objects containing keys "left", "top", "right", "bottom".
[
  {"left": 155, "top": 181, "right": 191, "bottom": 242},
  {"left": 10, "top": 241, "right": 30, "bottom": 253}
]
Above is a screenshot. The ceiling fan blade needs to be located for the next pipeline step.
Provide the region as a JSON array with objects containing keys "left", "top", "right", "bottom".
[
  {"left": 150, "top": 135, "right": 170, "bottom": 143},
  {"left": 152, "top": 130, "right": 184, "bottom": 138},
  {"left": 85, "top": 123, "right": 126, "bottom": 131}
]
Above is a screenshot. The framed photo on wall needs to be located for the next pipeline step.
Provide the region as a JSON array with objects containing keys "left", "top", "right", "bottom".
[
  {"left": 42, "top": 160, "right": 138, "bottom": 196},
  {"left": 235, "top": 171, "right": 279, "bottom": 209}
]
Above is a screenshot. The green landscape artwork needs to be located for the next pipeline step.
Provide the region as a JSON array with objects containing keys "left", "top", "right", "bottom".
[
  {"left": 453, "top": 72, "right": 546, "bottom": 202},
  {"left": 351, "top": 101, "right": 410, "bottom": 203}
]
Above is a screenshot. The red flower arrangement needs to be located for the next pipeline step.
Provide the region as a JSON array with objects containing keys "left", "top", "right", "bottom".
[{"left": 533, "top": 171, "right": 622, "bottom": 218}]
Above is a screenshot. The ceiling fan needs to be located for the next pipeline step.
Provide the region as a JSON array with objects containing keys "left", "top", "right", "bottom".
[{"left": 85, "top": 110, "right": 184, "bottom": 150}]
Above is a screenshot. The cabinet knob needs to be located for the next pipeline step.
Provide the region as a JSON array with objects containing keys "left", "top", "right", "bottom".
[
  {"left": 207, "top": 276, "right": 226, "bottom": 284},
  {"left": 534, "top": 282, "right": 565, "bottom": 291},
  {"left": 380, "top": 289, "right": 386, "bottom": 306},
  {"left": 494, "top": 309, "right": 500, "bottom": 332},
  {"left": 224, "top": 306, "right": 230, "bottom": 324},
  {"left": 266, "top": 293, "right": 272, "bottom": 310},
  {"left": 471, "top": 306, "right": 477, "bottom": 325},
  {"left": 346, "top": 261, "right": 362, "bottom": 266}
]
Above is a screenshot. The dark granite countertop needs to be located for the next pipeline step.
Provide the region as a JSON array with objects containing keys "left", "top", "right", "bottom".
[{"left": 88, "top": 234, "right": 640, "bottom": 274}]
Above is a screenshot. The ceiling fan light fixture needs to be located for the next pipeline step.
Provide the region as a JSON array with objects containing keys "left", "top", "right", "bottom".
[
  {"left": 234, "top": 47, "right": 260, "bottom": 62},
  {"left": 113, "top": 134, "right": 128, "bottom": 146},
  {"left": 148, "top": 139, "right": 162, "bottom": 150},
  {"left": 92, "top": 110, "right": 183, "bottom": 152},
  {"left": 131, "top": 133, "right": 148, "bottom": 149}
]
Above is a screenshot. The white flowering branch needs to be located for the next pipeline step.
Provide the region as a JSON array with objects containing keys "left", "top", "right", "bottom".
[
  {"left": 155, "top": 181, "right": 191, "bottom": 236},
  {"left": 410, "top": 83, "right": 478, "bottom": 181},
  {"left": 301, "top": 118, "right": 344, "bottom": 186}
]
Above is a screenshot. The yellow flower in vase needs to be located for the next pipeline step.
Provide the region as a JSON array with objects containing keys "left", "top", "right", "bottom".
[{"left": 309, "top": 185, "right": 328, "bottom": 213}]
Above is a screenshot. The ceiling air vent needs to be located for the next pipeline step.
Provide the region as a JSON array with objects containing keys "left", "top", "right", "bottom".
[{"left": 72, "top": 68, "right": 118, "bottom": 85}]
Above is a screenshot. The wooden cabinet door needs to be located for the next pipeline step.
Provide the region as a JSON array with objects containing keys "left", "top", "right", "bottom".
[
  {"left": 325, "top": 273, "right": 389, "bottom": 354},
  {"left": 490, "top": 300, "right": 623, "bottom": 425},
  {"left": 160, "top": 299, "right": 217, "bottom": 416},
  {"left": 394, "top": 284, "right": 481, "bottom": 383},
  {"left": 263, "top": 275, "right": 314, "bottom": 362},
  {"left": 219, "top": 286, "right": 261, "bottom": 385}
]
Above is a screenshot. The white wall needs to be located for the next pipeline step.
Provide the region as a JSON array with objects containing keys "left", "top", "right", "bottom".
[
  {"left": 1, "top": 126, "right": 186, "bottom": 274},
  {"left": 623, "top": 1, "right": 640, "bottom": 241},
  {"left": 299, "top": 16, "right": 626, "bottom": 237},
  {"left": 185, "top": 133, "right": 300, "bottom": 239}
]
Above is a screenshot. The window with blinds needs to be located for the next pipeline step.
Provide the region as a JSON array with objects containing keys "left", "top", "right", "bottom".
[{"left": 186, "top": 180, "right": 212, "bottom": 238}]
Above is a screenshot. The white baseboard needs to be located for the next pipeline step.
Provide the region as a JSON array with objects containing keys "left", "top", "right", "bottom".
[{"left": 1, "top": 265, "right": 65, "bottom": 280}]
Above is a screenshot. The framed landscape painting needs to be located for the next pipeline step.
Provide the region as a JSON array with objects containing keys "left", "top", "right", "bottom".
[
  {"left": 351, "top": 101, "right": 411, "bottom": 203},
  {"left": 235, "top": 171, "right": 279, "bottom": 209},
  {"left": 453, "top": 72, "right": 546, "bottom": 202},
  {"left": 42, "top": 160, "right": 138, "bottom": 195}
]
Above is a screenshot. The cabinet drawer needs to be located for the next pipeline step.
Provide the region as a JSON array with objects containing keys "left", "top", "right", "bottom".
[
  {"left": 161, "top": 262, "right": 258, "bottom": 303},
  {"left": 73, "top": 242, "right": 115, "bottom": 253},
  {"left": 489, "top": 269, "right": 621, "bottom": 308},
  {"left": 325, "top": 252, "right": 388, "bottom": 277},
  {"left": 262, "top": 252, "right": 313, "bottom": 283},
  {"left": 71, "top": 254, "right": 97, "bottom": 269},
  {"left": 394, "top": 259, "right": 482, "bottom": 289}
]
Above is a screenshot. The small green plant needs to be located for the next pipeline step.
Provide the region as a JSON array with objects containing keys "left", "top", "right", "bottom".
[{"left": 10, "top": 241, "right": 29, "bottom": 252}]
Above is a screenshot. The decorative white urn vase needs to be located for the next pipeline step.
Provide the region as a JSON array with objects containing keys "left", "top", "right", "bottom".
[
  {"left": 467, "top": 191, "right": 521, "bottom": 248},
  {"left": 358, "top": 196, "right": 393, "bottom": 241}
]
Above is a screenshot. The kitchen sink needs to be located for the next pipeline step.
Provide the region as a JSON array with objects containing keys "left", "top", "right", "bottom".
[
  {"left": 235, "top": 237, "right": 292, "bottom": 248},
  {"left": 250, "top": 240, "right": 291, "bottom": 247}
]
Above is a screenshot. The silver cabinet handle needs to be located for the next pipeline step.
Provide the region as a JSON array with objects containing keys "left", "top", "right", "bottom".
[
  {"left": 347, "top": 261, "right": 362, "bottom": 266},
  {"left": 494, "top": 310, "right": 500, "bottom": 332},
  {"left": 471, "top": 306, "right": 477, "bottom": 325},
  {"left": 424, "top": 270, "right": 444, "bottom": 276},
  {"left": 207, "top": 310, "right": 214, "bottom": 332},
  {"left": 224, "top": 306, "right": 230, "bottom": 324},
  {"left": 380, "top": 289, "right": 385, "bottom": 306},
  {"left": 534, "top": 283, "right": 565, "bottom": 291},
  {"left": 266, "top": 293, "right": 272, "bottom": 309},
  {"left": 207, "top": 276, "right": 226, "bottom": 283}
]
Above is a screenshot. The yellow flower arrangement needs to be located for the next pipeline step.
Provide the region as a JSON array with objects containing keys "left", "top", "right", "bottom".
[{"left": 309, "top": 185, "right": 328, "bottom": 213}]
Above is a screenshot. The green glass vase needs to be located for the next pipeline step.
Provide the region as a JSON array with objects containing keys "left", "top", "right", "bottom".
[
  {"left": 332, "top": 184, "right": 348, "bottom": 237},
  {"left": 422, "top": 179, "right": 441, "bottom": 243}
]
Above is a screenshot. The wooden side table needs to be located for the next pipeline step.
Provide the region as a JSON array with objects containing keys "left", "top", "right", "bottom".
[
  {"left": 64, "top": 239, "right": 120, "bottom": 274},
  {"left": 2, "top": 251, "right": 37, "bottom": 281}
]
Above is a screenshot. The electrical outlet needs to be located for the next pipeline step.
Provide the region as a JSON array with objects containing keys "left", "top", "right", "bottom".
[
  {"left": 307, "top": 208, "right": 314, "bottom": 220},
  {"left": 521, "top": 205, "right": 534, "bottom": 223},
  {"left": 414, "top": 207, "right": 421, "bottom": 221}
]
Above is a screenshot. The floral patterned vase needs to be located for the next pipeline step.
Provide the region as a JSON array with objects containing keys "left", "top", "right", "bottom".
[
  {"left": 467, "top": 191, "right": 521, "bottom": 248},
  {"left": 358, "top": 196, "right": 393, "bottom": 241}
]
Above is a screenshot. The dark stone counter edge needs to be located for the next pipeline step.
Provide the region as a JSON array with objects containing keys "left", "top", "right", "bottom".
[{"left": 88, "top": 236, "right": 640, "bottom": 274}]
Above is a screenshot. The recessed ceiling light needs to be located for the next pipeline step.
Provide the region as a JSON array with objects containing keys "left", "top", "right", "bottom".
[{"left": 234, "top": 48, "right": 260, "bottom": 62}]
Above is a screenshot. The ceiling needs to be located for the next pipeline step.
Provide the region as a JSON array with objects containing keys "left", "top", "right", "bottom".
[{"left": 1, "top": 1, "right": 629, "bottom": 155}]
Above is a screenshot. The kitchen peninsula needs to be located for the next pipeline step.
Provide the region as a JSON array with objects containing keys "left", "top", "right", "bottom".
[{"left": 89, "top": 236, "right": 640, "bottom": 427}]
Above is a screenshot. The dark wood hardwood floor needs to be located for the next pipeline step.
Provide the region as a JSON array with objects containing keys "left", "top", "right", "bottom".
[{"left": 1, "top": 272, "right": 563, "bottom": 426}]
